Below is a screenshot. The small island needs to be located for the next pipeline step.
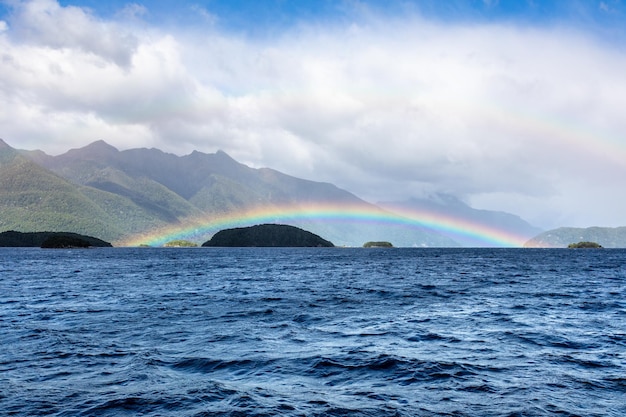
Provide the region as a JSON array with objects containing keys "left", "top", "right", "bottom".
[
  {"left": 363, "top": 241, "right": 393, "bottom": 248},
  {"left": 0, "top": 231, "right": 112, "bottom": 248},
  {"left": 567, "top": 241, "right": 603, "bottom": 248},
  {"left": 202, "top": 224, "right": 334, "bottom": 247},
  {"left": 164, "top": 240, "right": 198, "bottom": 247}
]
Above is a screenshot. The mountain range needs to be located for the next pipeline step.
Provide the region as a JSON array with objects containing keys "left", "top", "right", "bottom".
[
  {"left": 524, "top": 227, "right": 626, "bottom": 248},
  {"left": 2, "top": 138, "right": 614, "bottom": 247},
  {"left": 379, "top": 194, "right": 544, "bottom": 247}
]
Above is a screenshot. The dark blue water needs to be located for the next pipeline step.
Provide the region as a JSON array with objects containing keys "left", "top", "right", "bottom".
[{"left": 1, "top": 248, "right": 624, "bottom": 416}]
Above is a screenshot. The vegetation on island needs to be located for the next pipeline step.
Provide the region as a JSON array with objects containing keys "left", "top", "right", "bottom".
[
  {"left": 0, "top": 231, "right": 112, "bottom": 247},
  {"left": 41, "top": 235, "right": 92, "bottom": 248},
  {"left": 567, "top": 241, "right": 603, "bottom": 248},
  {"left": 363, "top": 241, "right": 393, "bottom": 248},
  {"left": 164, "top": 239, "right": 198, "bottom": 247},
  {"left": 202, "top": 224, "right": 334, "bottom": 247}
]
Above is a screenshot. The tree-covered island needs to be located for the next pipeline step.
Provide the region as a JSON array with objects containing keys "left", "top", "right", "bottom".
[
  {"left": 0, "top": 231, "right": 112, "bottom": 248},
  {"left": 567, "top": 241, "right": 603, "bottom": 248},
  {"left": 202, "top": 224, "right": 334, "bottom": 247},
  {"left": 363, "top": 241, "right": 394, "bottom": 248}
]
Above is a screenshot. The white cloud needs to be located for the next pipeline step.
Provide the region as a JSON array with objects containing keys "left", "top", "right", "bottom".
[
  {"left": 2, "top": 0, "right": 626, "bottom": 228},
  {"left": 116, "top": 3, "right": 148, "bottom": 21},
  {"left": 7, "top": 0, "right": 138, "bottom": 67},
  {"left": 189, "top": 4, "right": 218, "bottom": 26}
]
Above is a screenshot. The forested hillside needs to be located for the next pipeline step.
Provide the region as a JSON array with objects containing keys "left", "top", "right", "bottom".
[{"left": 2, "top": 139, "right": 457, "bottom": 246}]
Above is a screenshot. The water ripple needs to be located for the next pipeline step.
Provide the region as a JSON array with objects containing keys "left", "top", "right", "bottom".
[{"left": 1, "top": 247, "right": 625, "bottom": 416}]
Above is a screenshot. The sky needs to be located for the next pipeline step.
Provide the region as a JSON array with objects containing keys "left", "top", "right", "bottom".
[{"left": 1, "top": 0, "right": 625, "bottom": 230}]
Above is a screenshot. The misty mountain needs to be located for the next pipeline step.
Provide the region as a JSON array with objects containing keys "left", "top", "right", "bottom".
[
  {"left": 33, "top": 140, "right": 366, "bottom": 211},
  {"left": 524, "top": 226, "right": 626, "bottom": 248},
  {"left": 380, "top": 194, "right": 544, "bottom": 247},
  {"left": 0, "top": 139, "right": 123, "bottom": 241},
  {"left": 1, "top": 140, "right": 173, "bottom": 242},
  {"left": 5, "top": 139, "right": 458, "bottom": 246}
]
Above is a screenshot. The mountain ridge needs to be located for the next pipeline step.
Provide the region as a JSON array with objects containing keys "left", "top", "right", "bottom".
[
  {"left": 524, "top": 226, "right": 626, "bottom": 248},
  {"left": 0, "top": 138, "right": 565, "bottom": 247},
  {"left": 2, "top": 139, "right": 455, "bottom": 246},
  {"left": 0, "top": 142, "right": 129, "bottom": 241},
  {"left": 380, "top": 195, "right": 543, "bottom": 247}
]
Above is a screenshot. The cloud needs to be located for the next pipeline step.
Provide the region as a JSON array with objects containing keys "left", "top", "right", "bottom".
[
  {"left": 6, "top": 0, "right": 138, "bottom": 67},
  {"left": 1, "top": 0, "right": 626, "bottom": 228},
  {"left": 598, "top": 1, "right": 623, "bottom": 14},
  {"left": 188, "top": 4, "right": 218, "bottom": 26},
  {"left": 116, "top": 3, "right": 148, "bottom": 21}
]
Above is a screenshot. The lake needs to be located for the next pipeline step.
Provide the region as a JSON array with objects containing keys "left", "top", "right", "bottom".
[{"left": 1, "top": 247, "right": 624, "bottom": 416}]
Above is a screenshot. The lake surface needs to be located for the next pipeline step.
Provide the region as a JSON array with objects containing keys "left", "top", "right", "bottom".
[{"left": 1, "top": 247, "right": 625, "bottom": 416}]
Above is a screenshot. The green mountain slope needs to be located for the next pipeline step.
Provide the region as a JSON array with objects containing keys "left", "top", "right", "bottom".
[
  {"left": 189, "top": 174, "right": 268, "bottom": 213},
  {"left": 0, "top": 141, "right": 123, "bottom": 241},
  {"left": 2, "top": 139, "right": 187, "bottom": 242},
  {"left": 22, "top": 140, "right": 457, "bottom": 246},
  {"left": 525, "top": 227, "right": 626, "bottom": 248},
  {"left": 35, "top": 141, "right": 202, "bottom": 222},
  {"left": 8, "top": 138, "right": 621, "bottom": 248}
]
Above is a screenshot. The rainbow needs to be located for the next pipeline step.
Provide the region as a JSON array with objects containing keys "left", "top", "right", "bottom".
[
  {"left": 442, "top": 97, "right": 626, "bottom": 168},
  {"left": 116, "top": 203, "right": 531, "bottom": 247}
]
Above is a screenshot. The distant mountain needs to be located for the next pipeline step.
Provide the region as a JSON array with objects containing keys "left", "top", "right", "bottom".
[
  {"left": 0, "top": 139, "right": 129, "bottom": 242},
  {"left": 4, "top": 139, "right": 457, "bottom": 247},
  {"left": 380, "top": 194, "right": 543, "bottom": 247},
  {"left": 3, "top": 138, "right": 563, "bottom": 247},
  {"left": 525, "top": 227, "right": 626, "bottom": 248}
]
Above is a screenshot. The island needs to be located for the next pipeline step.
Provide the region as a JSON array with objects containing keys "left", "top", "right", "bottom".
[
  {"left": 41, "top": 235, "right": 92, "bottom": 248},
  {"left": 567, "top": 241, "right": 603, "bottom": 248},
  {"left": 363, "top": 241, "right": 393, "bottom": 248},
  {"left": 0, "top": 231, "right": 112, "bottom": 248},
  {"left": 164, "top": 240, "right": 198, "bottom": 247},
  {"left": 202, "top": 224, "right": 334, "bottom": 247}
]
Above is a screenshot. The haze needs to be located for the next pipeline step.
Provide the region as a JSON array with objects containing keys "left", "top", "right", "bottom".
[{"left": 1, "top": 0, "right": 625, "bottom": 229}]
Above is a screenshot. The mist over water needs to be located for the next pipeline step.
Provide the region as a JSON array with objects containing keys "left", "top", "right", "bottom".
[{"left": 1, "top": 247, "right": 625, "bottom": 416}]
